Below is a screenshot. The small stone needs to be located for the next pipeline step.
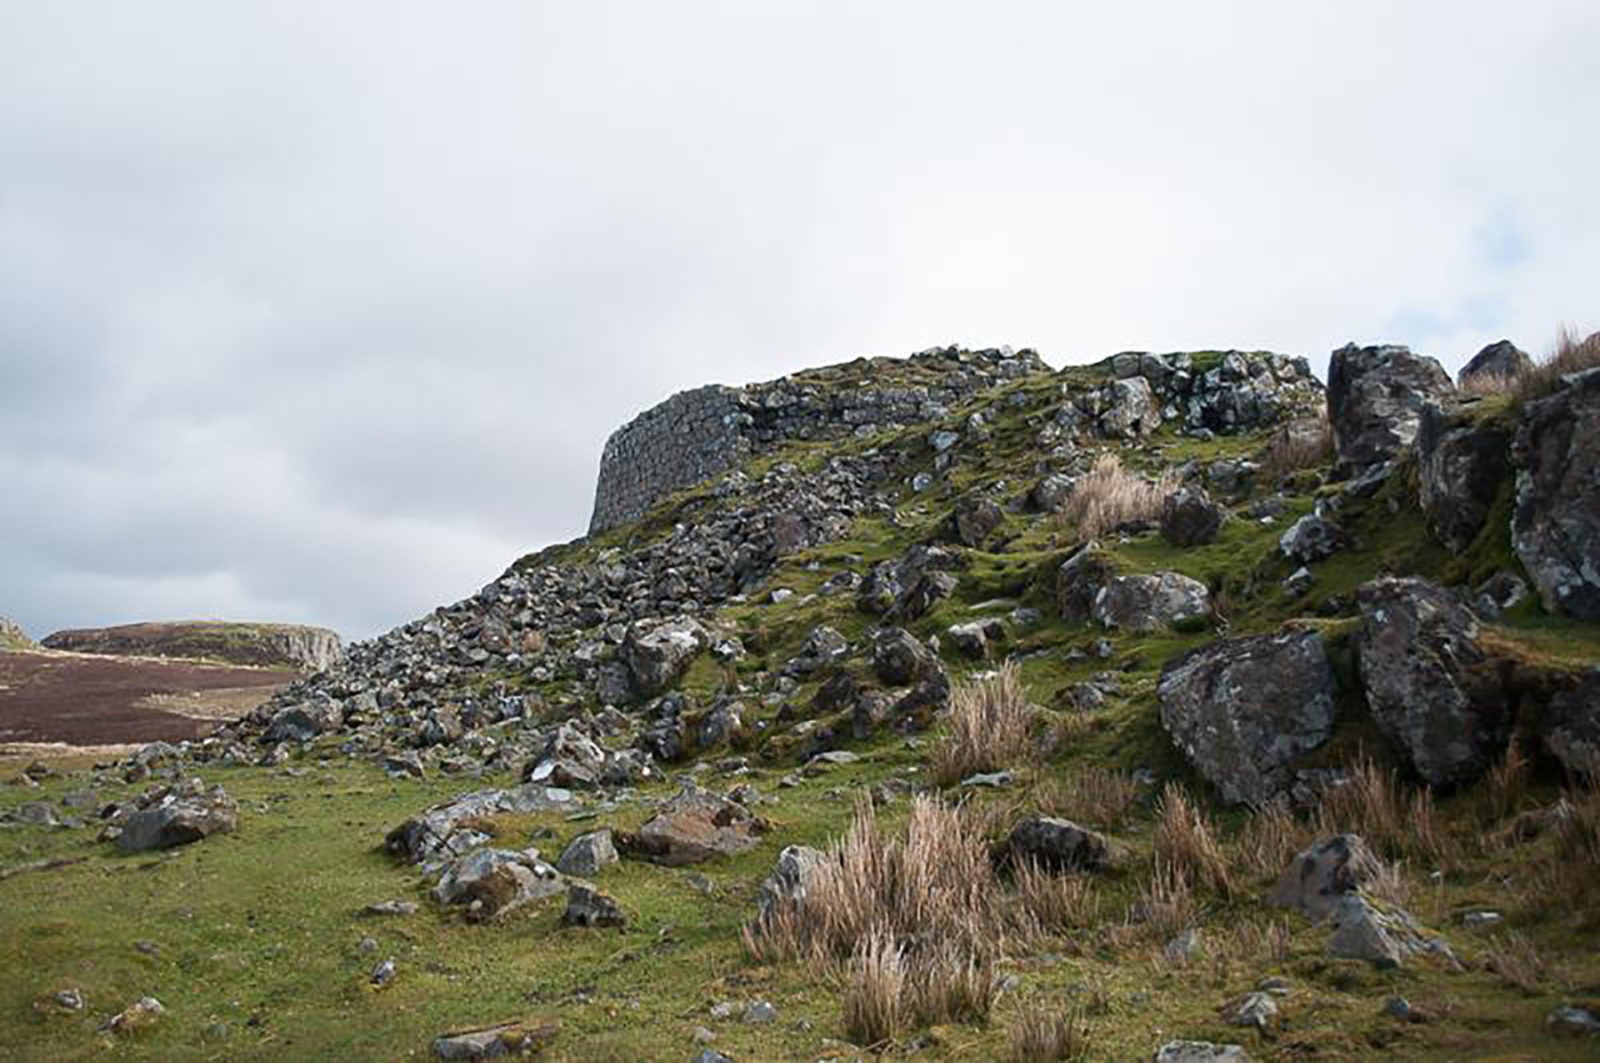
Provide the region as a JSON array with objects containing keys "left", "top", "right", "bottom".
[
  {"left": 370, "top": 958, "right": 397, "bottom": 987},
  {"left": 743, "top": 1000, "right": 777, "bottom": 1024},
  {"left": 563, "top": 885, "right": 627, "bottom": 928},
  {"left": 357, "top": 936, "right": 379, "bottom": 955},
  {"left": 362, "top": 900, "right": 419, "bottom": 917},
  {"left": 1460, "top": 910, "right": 1501, "bottom": 929},
  {"left": 1547, "top": 1005, "right": 1600, "bottom": 1038},
  {"left": 50, "top": 988, "right": 85, "bottom": 1011},
  {"left": 709, "top": 1000, "right": 739, "bottom": 1021},
  {"left": 1383, "top": 996, "right": 1412, "bottom": 1021},
  {"left": 959, "top": 770, "right": 1014, "bottom": 789}
]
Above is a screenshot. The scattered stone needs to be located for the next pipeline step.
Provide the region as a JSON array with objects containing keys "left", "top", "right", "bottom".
[
  {"left": 1056, "top": 544, "right": 1117, "bottom": 625},
  {"left": 385, "top": 751, "right": 425, "bottom": 780},
  {"left": 431, "top": 848, "right": 564, "bottom": 920},
  {"left": 101, "top": 996, "right": 164, "bottom": 1035},
  {"left": 960, "top": 770, "right": 1014, "bottom": 789},
  {"left": 948, "top": 495, "right": 1003, "bottom": 547},
  {"left": 115, "top": 780, "right": 238, "bottom": 854},
  {"left": 947, "top": 618, "right": 1005, "bottom": 657},
  {"left": 363, "top": 900, "right": 419, "bottom": 917},
  {"left": 1158, "top": 630, "right": 1337, "bottom": 805},
  {"left": 1224, "top": 991, "right": 1278, "bottom": 1030},
  {"left": 870, "top": 626, "right": 936, "bottom": 686},
  {"left": 385, "top": 786, "right": 576, "bottom": 868},
  {"left": 1383, "top": 996, "right": 1412, "bottom": 1021},
  {"left": 1093, "top": 572, "right": 1211, "bottom": 633},
  {"left": 1153, "top": 1042, "right": 1250, "bottom": 1062},
  {"left": 433, "top": 1021, "right": 560, "bottom": 1059},
  {"left": 1460, "top": 910, "right": 1502, "bottom": 929},
  {"left": 555, "top": 830, "right": 619, "bottom": 878},
  {"left": 1007, "top": 816, "right": 1119, "bottom": 872},
  {"left": 370, "top": 959, "right": 397, "bottom": 987},
  {"left": 563, "top": 884, "right": 626, "bottom": 928},
  {"left": 1547, "top": 1005, "right": 1600, "bottom": 1038},
  {"left": 615, "top": 784, "right": 769, "bottom": 866},
  {"left": 1268, "top": 835, "right": 1378, "bottom": 920},
  {"left": 1278, "top": 504, "right": 1345, "bottom": 563},
  {"left": 742, "top": 1000, "right": 777, "bottom": 1024},
  {"left": 50, "top": 988, "right": 85, "bottom": 1012},
  {"left": 755, "top": 845, "right": 826, "bottom": 925}
]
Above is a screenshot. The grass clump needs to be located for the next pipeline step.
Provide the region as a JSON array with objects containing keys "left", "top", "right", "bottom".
[
  {"left": 1261, "top": 408, "right": 1333, "bottom": 479},
  {"left": 930, "top": 661, "right": 1036, "bottom": 787},
  {"left": 1057, "top": 454, "right": 1178, "bottom": 538},
  {"left": 1006, "top": 998, "right": 1090, "bottom": 1061},
  {"left": 1153, "top": 783, "right": 1233, "bottom": 896},
  {"left": 1036, "top": 765, "right": 1139, "bottom": 830}
]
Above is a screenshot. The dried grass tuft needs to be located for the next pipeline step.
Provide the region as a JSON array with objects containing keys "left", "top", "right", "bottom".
[
  {"left": 930, "top": 662, "right": 1036, "bottom": 787},
  {"left": 1006, "top": 998, "right": 1090, "bottom": 1061},
  {"left": 1484, "top": 931, "right": 1545, "bottom": 995},
  {"left": 1057, "top": 454, "right": 1178, "bottom": 538},
  {"left": 1036, "top": 766, "right": 1140, "bottom": 831},
  {"left": 1153, "top": 783, "right": 1233, "bottom": 896}
]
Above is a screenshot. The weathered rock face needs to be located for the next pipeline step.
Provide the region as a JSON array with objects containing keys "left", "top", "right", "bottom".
[
  {"left": 1160, "top": 486, "right": 1225, "bottom": 547},
  {"left": 1056, "top": 545, "right": 1116, "bottom": 625},
  {"left": 1327, "top": 344, "right": 1454, "bottom": 469},
  {"left": 1511, "top": 368, "right": 1600, "bottom": 620},
  {"left": 1158, "top": 630, "right": 1338, "bottom": 805},
  {"left": 1417, "top": 400, "right": 1511, "bottom": 553},
  {"left": 615, "top": 784, "right": 770, "bottom": 866},
  {"left": 1268, "top": 835, "right": 1379, "bottom": 920},
  {"left": 1093, "top": 572, "right": 1211, "bottom": 633},
  {"left": 1458, "top": 339, "right": 1532, "bottom": 387},
  {"left": 1007, "top": 816, "right": 1119, "bottom": 872},
  {"left": 115, "top": 781, "right": 238, "bottom": 853},
  {"left": 1543, "top": 668, "right": 1600, "bottom": 780},
  {"left": 1355, "top": 578, "right": 1503, "bottom": 788},
  {"left": 589, "top": 346, "right": 1046, "bottom": 533},
  {"left": 42, "top": 621, "right": 342, "bottom": 671},
  {"left": 621, "top": 618, "right": 709, "bottom": 699},
  {"left": 755, "top": 844, "right": 826, "bottom": 924}
]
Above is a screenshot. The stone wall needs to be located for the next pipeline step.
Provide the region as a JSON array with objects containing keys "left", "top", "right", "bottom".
[{"left": 588, "top": 346, "right": 1046, "bottom": 532}]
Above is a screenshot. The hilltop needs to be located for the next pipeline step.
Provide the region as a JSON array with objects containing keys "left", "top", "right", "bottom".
[
  {"left": 1, "top": 337, "right": 1598, "bottom": 1061},
  {"left": 40, "top": 621, "right": 343, "bottom": 672}
]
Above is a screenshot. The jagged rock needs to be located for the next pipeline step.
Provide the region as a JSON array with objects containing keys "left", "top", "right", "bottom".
[
  {"left": 947, "top": 618, "right": 1005, "bottom": 657},
  {"left": 115, "top": 781, "right": 237, "bottom": 853},
  {"left": 784, "top": 626, "right": 849, "bottom": 676},
  {"left": 1099, "top": 376, "right": 1162, "bottom": 438},
  {"left": 1093, "top": 572, "right": 1211, "bottom": 633},
  {"left": 1007, "top": 816, "right": 1119, "bottom": 872},
  {"left": 1326, "top": 894, "right": 1440, "bottom": 968},
  {"left": 1327, "top": 343, "right": 1454, "bottom": 470},
  {"left": 1278, "top": 504, "right": 1345, "bottom": 563},
  {"left": 1158, "top": 630, "right": 1337, "bottom": 805},
  {"left": 1268, "top": 835, "right": 1379, "bottom": 920},
  {"left": 1511, "top": 367, "right": 1600, "bottom": 619},
  {"left": 1417, "top": 399, "right": 1511, "bottom": 552},
  {"left": 616, "top": 784, "right": 769, "bottom": 866},
  {"left": 599, "top": 748, "right": 658, "bottom": 787},
  {"left": 1154, "top": 1042, "right": 1250, "bottom": 1062},
  {"left": 1160, "top": 486, "right": 1225, "bottom": 547},
  {"left": 431, "top": 847, "right": 564, "bottom": 920},
  {"left": 264, "top": 700, "right": 344, "bottom": 743},
  {"left": 948, "top": 495, "right": 1003, "bottom": 546},
  {"left": 621, "top": 618, "right": 709, "bottom": 698},
  {"left": 1030, "top": 473, "right": 1076, "bottom": 512},
  {"left": 1355, "top": 578, "right": 1503, "bottom": 787},
  {"left": 433, "top": 1021, "right": 560, "bottom": 1059},
  {"left": 563, "top": 884, "right": 626, "bottom": 928},
  {"left": 870, "top": 627, "right": 936, "bottom": 686},
  {"left": 1543, "top": 668, "right": 1600, "bottom": 780},
  {"left": 1458, "top": 339, "right": 1532, "bottom": 386},
  {"left": 754, "top": 844, "right": 826, "bottom": 924},
  {"left": 1056, "top": 545, "right": 1116, "bottom": 625},
  {"left": 555, "top": 830, "right": 619, "bottom": 877},
  {"left": 1546, "top": 1005, "right": 1600, "bottom": 1038},
  {"left": 524, "top": 724, "right": 607, "bottom": 789},
  {"left": 385, "top": 786, "right": 576, "bottom": 867}
]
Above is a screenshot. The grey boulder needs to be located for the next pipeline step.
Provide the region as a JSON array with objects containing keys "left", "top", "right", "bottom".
[
  {"left": 116, "top": 782, "right": 238, "bottom": 853},
  {"left": 1093, "top": 572, "right": 1211, "bottom": 633},
  {"left": 1511, "top": 367, "right": 1600, "bottom": 619},
  {"left": 1327, "top": 343, "right": 1453, "bottom": 470}
]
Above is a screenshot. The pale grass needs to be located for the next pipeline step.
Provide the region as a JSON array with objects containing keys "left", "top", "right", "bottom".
[
  {"left": 1036, "top": 765, "right": 1139, "bottom": 830},
  {"left": 1153, "top": 783, "right": 1233, "bottom": 896},
  {"left": 1014, "top": 859, "right": 1098, "bottom": 936},
  {"left": 1484, "top": 931, "right": 1545, "bottom": 995},
  {"left": 1235, "top": 800, "right": 1313, "bottom": 880},
  {"left": 930, "top": 661, "right": 1036, "bottom": 787},
  {"left": 1261, "top": 409, "right": 1333, "bottom": 478},
  {"left": 1134, "top": 860, "right": 1200, "bottom": 943},
  {"left": 1006, "top": 998, "right": 1090, "bottom": 1062},
  {"left": 1057, "top": 454, "right": 1178, "bottom": 538}
]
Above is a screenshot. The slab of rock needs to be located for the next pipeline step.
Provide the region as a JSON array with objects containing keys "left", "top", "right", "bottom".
[
  {"left": 431, "top": 847, "right": 564, "bottom": 921},
  {"left": 1328, "top": 343, "right": 1454, "bottom": 470},
  {"left": 1458, "top": 339, "right": 1532, "bottom": 387},
  {"left": 1093, "top": 572, "right": 1211, "bottom": 633},
  {"left": 563, "top": 884, "right": 626, "bottom": 928},
  {"left": 116, "top": 781, "right": 237, "bottom": 853},
  {"left": 1154, "top": 1042, "right": 1250, "bottom": 1062},
  {"left": 1007, "top": 816, "right": 1119, "bottom": 872},
  {"left": 555, "top": 830, "right": 619, "bottom": 878},
  {"left": 1158, "top": 630, "right": 1337, "bottom": 805},
  {"left": 1417, "top": 399, "right": 1512, "bottom": 553},
  {"left": 1278, "top": 505, "right": 1345, "bottom": 563},
  {"left": 870, "top": 626, "right": 936, "bottom": 686},
  {"left": 1355, "top": 578, "right": 1504, "bottom": 787},
  {"left": 616, "top": 784, "right": 769, "bottom": 866},
  {"left": 433, "top": 1021, "right": 560, "bottom": 1059},
  {"left": 1268, "top": 835, "right": 1379, "bottom": 920},
  {"left": 621, "top": 617, "right": 709, "bottom": 698},
  {"left": 1161, "top": 486, "right": 1226, "bottom": 547},
  {"left": 386, "top": 786, "right": 577, "bottom": 868},
  {"left": 1511, "top": 367, "right": 1600, "bottom": 619},
  {"left": 754, "top": 844, "right": 826, "bottom": 924}
]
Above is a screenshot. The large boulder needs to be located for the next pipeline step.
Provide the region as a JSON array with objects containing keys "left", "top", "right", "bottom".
[
  {"left": 870, "top": 627, "right": 936, "bottom": 686},
  {"left": 1327, "top": 343, "right": 1454, "bottom": 470},
  {"left": 1355, "top": 578, "right": 1504, "bottom": 787},
  {"left": 620, "top": 617, "right": 709, "bottom": 698},
  {"left": 1158, "top": 630, "right": 1337, "bottom": 805},
  {"left": 1511, "top": 368, "right": 1600, "bottom": 619},
  {"left": 431, "top": 847, "right": 564, "bottom": 920},
  {"left": 1458, "top": 339, "right": 1532, "bottom": 387},
  {"left": 615, "top": 784, "right": 770, "bottom": 866},
  {"left": 1007, "top": 816, "right": 1120, "bottom": 872},
  {"left": 1160, "top": 486, "right": 1226, "bottom": 547},
  {"left": 1093, "top": 572, "right": 1211, "bottom": 633},
  {"left": 1417, "top": 400, "right": 1512, "bottom": 553},
  {"left": 1056, "top": 544, "right": 1116, "bottom": 625},
  {"left": 1267, "top": 835, "right": 1379, "bottom": 920},
  {"left": 115, "top": 781, "right": 238, "bottom": 853}
]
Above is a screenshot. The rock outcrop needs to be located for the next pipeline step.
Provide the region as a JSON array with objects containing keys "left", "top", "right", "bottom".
[
  {"left": 1458, "top": 339, "right": 1532, "bottom": 387},
  {"left": 42, "top": 621, "right": 342, "bottom": 672},
  {"left": 1093, "top": 572, "right": 1211, "bottom": 633},
  {"left": 1511, "top": 367, "right": 1600, "bottom": 620},
  {"left": 1354, "top": 578, "right": 1504, "bottom": 787},
  {"left": 1417, "top": 399, "right": 1511, "bottom": 553},
  {"left": 1158, "top": 630, "right": 1337, "bottom": 805},
  {"left": 1327, "top": 343, "right": 1454, "bottom": 470}
]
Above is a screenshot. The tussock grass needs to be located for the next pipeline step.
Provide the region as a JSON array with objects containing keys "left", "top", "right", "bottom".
[
  {"left": 1057, "top": 454, "right": 1178, "bottom": 539},
  {"left": 1036, "top": 766, "right": 1139, "bottom": 830},
  {"left": 746, "top": 795, "right": 1005, "bottom": 1036},
  {"left": 1480, "top": 744, "right": 1531, "bottom": 827},
  {"left": 1134, "top": 861, "right": 1200, "bottom": 943},
  {"left": 1235, "top": 800, "right": 1312, "bottom": 880},
  {"left": 1484, "top": 931, "right": 1545, "bottom": 995},
  {"left": 930, "top": 662, "right": 1036, "bottom": 787},
  {"left": 1312, "top": 759, "right": 1456, "bottom": 871},
  {"left": 1261, "top": 409, "right": 1333, "bottom": 478},
  {"left": 1153, "top": 783, "right": 1232, "bottom": 896},
  {"left": 1006, "top": 998, "right": 1090, "bottom": 1061},
  {"left": 1461, "top": 325, "right": 1600, "bottom": 400},
  {"left": 1015, "top": 859, "right": 1098, "bottom": 935}
]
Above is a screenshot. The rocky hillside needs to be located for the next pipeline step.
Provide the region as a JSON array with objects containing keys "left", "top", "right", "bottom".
[
  {"left": 3, "top": 338, "right": 1599, "bottom": 1061},
  {"left": 40, "top": 621, "right": 343, "bottom": 672}
]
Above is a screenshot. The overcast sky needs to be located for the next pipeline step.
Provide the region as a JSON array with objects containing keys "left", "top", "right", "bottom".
[{"left": 2, "top": 2, "right": 1595, "bottom": 642}]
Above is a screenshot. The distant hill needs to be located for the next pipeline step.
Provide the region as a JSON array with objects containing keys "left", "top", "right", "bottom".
[{"left": 41, "top": 620, "right": 342, "bottom": 672}]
